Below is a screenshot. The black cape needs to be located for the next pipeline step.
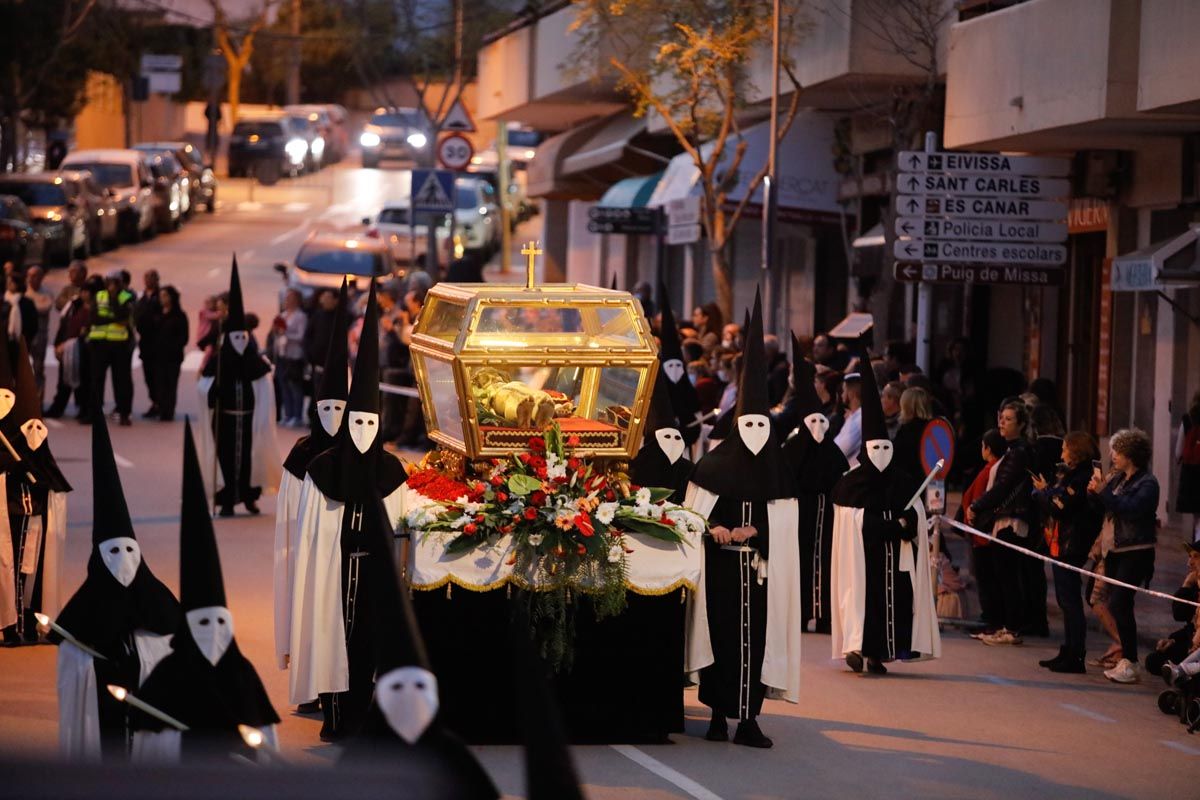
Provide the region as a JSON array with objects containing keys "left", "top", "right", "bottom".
[{"left": 56, "top": 550, "right": 180, "bottom": 656}]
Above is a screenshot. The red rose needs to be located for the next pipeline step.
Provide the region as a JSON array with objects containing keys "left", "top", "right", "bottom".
[
  {"left": 524, "top": 507, "right": 538, "bottom": 520},
  {"left": 464, "top": 523, "right": 478, "bottom": 535},
  {"left": 605, "top": 489, "right": 616, "bottom": 501},
  {"left": 490, "top": 474, "right": 504, "bottom": 487},
  {"left": 530, "top": 455, "right": 546, "bottom": 469},
  {"left": 529, "top": 437, "right": 546, "bottom": 452},
  {"left": 567, "top": 457, "right": 581, "bottom": 471},
  {"left": 496, "top": 491, "right": 508, "bottom": 503},
  {"left": 475, "top": 513, "right": 486, "bottom": 523},
  {"left": 530, "top": 490, "right": 546, "bottom": 506},
  {"left": 535, "top": 466, "right": 548, "bottom": 480},
  {"left": 567, "top": 435, "right": 581, "bottom": 447}
]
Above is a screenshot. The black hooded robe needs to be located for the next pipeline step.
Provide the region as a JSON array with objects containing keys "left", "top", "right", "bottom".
[
  {"left": 784, "top": 428, "right": 848, "bottom": 633},
  {"left": 202, "top": 344, "right": 273, "bottom": 510}
]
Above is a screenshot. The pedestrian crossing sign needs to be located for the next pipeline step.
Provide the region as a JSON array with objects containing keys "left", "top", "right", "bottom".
[{"left": 412, "top": 169, "right": 455, "bottom": 213}]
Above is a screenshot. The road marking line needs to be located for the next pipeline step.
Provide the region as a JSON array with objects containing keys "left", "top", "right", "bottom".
[
  {"left": 44, "top": 418, "right": 63, "bottom": 430},
  {"left": 982, "top": 674, "right": 1016, "bottom": 686},
  {"left": 271, "top": 222, "right": 310, "bottom": 245},
  {"left": 236, "top": 201, "right": 263, "bottom": 212},
  {"left": 1060, "top": 703, "right": 1115, "bottom": 723},
  {"left": 1161, "top": 740, "right": 1200, "bottom": 756},
  {"left": 610, "top": 744, "right": 724, "bottom": 800},
  {"left": 243, "top": 249, "right": 256, "bottom": 259},
  {"left": 207, "top": 267, "right": 221, "bottom": 277},
  {"left": 113, "top": 452, "right": 134, "bottom": 469},
  {"left": 283, "top": 202, "right": 311, "bottom": 213}
]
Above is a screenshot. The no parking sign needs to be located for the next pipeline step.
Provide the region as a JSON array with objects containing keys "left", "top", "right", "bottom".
[{"left": 920, "top": 418, "right": 955, "bottom": 513}]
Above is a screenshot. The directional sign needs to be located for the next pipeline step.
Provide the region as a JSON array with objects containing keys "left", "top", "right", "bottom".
[
  {"left": 412, "top": 168, "right": 455, "bottom": 213},
  {"left": 899, "top": 151, "right": 1071, "bottom": 177},
  {"left": 437, "top": 133, "right": 473, "bottom": 170},
  {"left": 667, "top": 196, "right": 701, "bottom": 226},
  {"left": 440, "top": 99, "right": 476, "bottom": 133},
  {"left": 587, "top": 206, "right": 661, "bottom": 236},
  {"left": 894, "top": 239, "right": 1066, "bottom": 266},
  {"left": 920, "top": 418, "right": 955, "bottom": 479},
  {"left": 895, "top": 172, "right": 1070, "bottom": 199},
  {"left": 896, "top": 194, "right": 1067, "bottom": 221},
  {"left": 893, "top": 262, "right": 1067, "bottom": 287},
  {"left": 666, "top": 223, "right": 700, "bottom": 245},
  {"left": 895, "top": 216, "right": 1068, "bottom": 244}
]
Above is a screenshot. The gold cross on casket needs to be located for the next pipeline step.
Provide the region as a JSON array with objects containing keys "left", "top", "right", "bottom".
[{"left": 521, "top": 240, "right": 542, "bottom": 289}]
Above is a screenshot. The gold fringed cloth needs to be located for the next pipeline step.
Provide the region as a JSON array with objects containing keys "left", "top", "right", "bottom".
[{"left": 403, "top": 486, "right": 702, "bottom": 596}]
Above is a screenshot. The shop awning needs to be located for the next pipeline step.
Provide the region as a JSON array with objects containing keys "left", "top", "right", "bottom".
[
  {"left": 526, "top": 118, "right": 609, "bottom": 200},
  {"left": 1111, "top": 225, "right": 1200, "bottom": 291},
  {"left": 596, "top": 172, "right": 662, "bottom": 208}
]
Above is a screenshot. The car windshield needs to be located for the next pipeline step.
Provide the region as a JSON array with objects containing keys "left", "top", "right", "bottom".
[
  {"left": 233, "top": 122, "right": 283, "bottom": 138},
  {"left": 370, "top": 112, "right": 420, "bottom": 128},
  {"left": 456, "top": 184, "right": 479, "bottom": 210},
  {"left": 378, "top": 208, "right": 446, "bottom": 227},
  {"left": 0, "top": 181, "right": 68, "bottom": 206},
  {"left": 65, "top": 163, "right": 132, "bottom": 188},
  {"left": 297, "top": 243, "right": 388, "bottom": 276}
]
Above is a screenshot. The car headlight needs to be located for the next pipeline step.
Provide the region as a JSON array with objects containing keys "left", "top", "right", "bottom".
[
  {"left": 45, "top": 211, "right": 62, "bottom": 222},
  {"left": 360, "top": 131, "right": 381, "bottom": 148},
  {"left": 286, "top": 138, "right": 308, "bottom": 163},
  {"left": 312, "top": 137, "right": 325, "bottom": 157},
  {"left": 406, "top": 132, "right": 427, "bottom": 149}
]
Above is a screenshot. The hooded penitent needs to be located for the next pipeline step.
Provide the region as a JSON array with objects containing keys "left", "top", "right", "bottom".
[
  {"left": 206, "top": 255, "right": 268, "bottom": 384},
  {"left": 132, "top": 420, "right": 279, "bottom": 759},
  {"left": 629, "top": 367, "right": 692, "bottom": 500},
  {"left": 10, "top": 335, "right": 69, "bottom": 490},
  {"left": 707, "top": 309, "right": 750, "bottom": 445},
  {"left": 657, "top": 285, "right": 701, "bottom": 446},
  {"left": 341, "top": 514, "right": 498, "bottom": 799}
]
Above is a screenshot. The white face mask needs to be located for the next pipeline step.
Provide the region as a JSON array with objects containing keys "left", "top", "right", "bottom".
[
  {"left": 376, "top": 666, "right": 438, "bottom": 744},
  {"left": 865, "top": 439, "right": 894, "bottom": 472},
  {"left": 98, "top": 537, "right": 141, "bottom": 587},
  {"left": 0, "top": 389, "right": 14, "bottom": 420},
  {"left": 316, "top": 399, "right": 345, "bottom": 437},
  {"left": 803, "top": 413, "right": 830, "bottom": 444},
  {"left": 228, "top": 331, "right": 249, "bottom": 355},
  {"left": 654, "top": 427, "right": 685, "bottom": 464},
  {"left": 738, "top": 414, "right": 771, "bottom": 455},
  {"left": 347, "top": 411, "right": 379, "bottom": 454},
  {"left": 186, "top": 606, "right": 234, "bottom": 666},
  {"left": 662, "top": 359, "right": 685, "bottom": 385},
  {"left": 20, "top": 418, "right": 47, "bottom": 451}
]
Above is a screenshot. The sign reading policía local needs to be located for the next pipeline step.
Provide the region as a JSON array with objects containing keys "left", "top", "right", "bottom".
[{"left": 896, "top": 216, "right": 1068, "bottom": 243}]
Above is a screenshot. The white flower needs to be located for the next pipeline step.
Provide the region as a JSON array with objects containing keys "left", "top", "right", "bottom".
[
  {"left": 635, "top": 487, "right": 651, "bottom": 505},
  {"left": 406, "top": 504, "right": 445, "bottom": 528},
  {"left": 667, "top": 508, "right": 705, "bottom": 535},
  {"left": 450, "top": 514, "right": 472, "bottom": 530},
  {"left": 528, "top": 533, "right": 544, "bottom": 546},
  {"left": 607, "top": 543, "right": 623, "bottom": 563},
  {"left": 596, "top": 502, "right": 619, "bottom": 525},
  {"left": 546, "top": 462, "right": 568, "bottom": 481}
]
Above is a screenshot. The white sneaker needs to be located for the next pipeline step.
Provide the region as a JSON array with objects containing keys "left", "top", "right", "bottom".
[
  {"left": 981, "top": 629, "right": 1023, "bottom": 646},
  {"left": 1104, "top": 658, "right": 1139, "bottom": 684}
]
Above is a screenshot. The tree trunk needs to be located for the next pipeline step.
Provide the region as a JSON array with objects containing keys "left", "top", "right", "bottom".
[
  {"left": 710, "top": 244, "right": 733, "bottom": 323},
  {"left": 227, "top": 66, "right": 242, "bottom": 127}
]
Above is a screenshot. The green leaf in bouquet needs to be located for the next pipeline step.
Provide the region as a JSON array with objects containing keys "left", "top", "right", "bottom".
[
  {"left": 507, "top": 473, "right": 543, "bottom": 496},
  {"left": 615, "top": 515, "right": 686, "bottom": 542},
  {"left": 444, "top": 534, "right": 482, "bottom": 554},
  {"left": 646, "top": 487, "right": 675, "bottom": 504}
]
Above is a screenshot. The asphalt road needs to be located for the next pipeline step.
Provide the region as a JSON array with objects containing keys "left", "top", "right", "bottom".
[{"left": 1, "top": 162, "right": 1195, "bottom": 799}]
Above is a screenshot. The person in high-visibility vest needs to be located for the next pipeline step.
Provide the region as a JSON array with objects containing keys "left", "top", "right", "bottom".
[{"left": 86, "top": 271, "right": 135, "bottom": 426}]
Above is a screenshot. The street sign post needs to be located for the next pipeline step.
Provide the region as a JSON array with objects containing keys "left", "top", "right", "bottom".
[
  {"left": 437, "top": 134, "right": 473, "bottom": 171},
  {"left": 898, "top": 151, "right": 1071, "bottom": 177},
  {"left": 895, "top": 216, "right": 1068, "bottom": 243},
  {"left": 893, "top": 239, "right": 1067, "bottom": 266},
  {"left": 587, "top": 207, "right": 661, "bottom": 236},
  {"left": 665, "top": 196, "right": 701, "bottom": 244},
  {"left": 895, "top": 195, "right": 1068, "bottom": 221},
  {"left": 895, "top": 172, "right": 1070, "bottom": 199},
  {"left": 920, "top": 418, "right": 955, "bottom": 479},
  {"left": 412, "top": 169, "right": 455, "bottom": 213},
  {"left": 440, "top": 99, "right": 476, "bottom": 133},
  {"left": 893, "top": 262, "right": 1067, "bottom": 287}
]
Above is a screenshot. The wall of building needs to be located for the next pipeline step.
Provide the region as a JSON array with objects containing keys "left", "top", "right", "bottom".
[
  {"left": 74, "top": 72, "right": 125, "bottom": 150},
  {"left": 1137, "top": 0, "right": 1200, "bottom": 112}
]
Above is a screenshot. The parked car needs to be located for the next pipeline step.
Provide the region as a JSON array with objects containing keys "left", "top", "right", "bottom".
[
  {"left": 59, "top": 169, "right": 120, "bottom": 252},
  {"left": 364, "top": 202, "right": 453, "bottom": 268},
  {"left": 466, "top": 165, "right": 535, "bottom": 228},
  {"left": 359, "top": 108, "right": 429, "bottom": 168},
  {"left": 0, "top": 173, "right": 91, "bottom": 263},
  {"left": 142, "top": 151, "right": 185, "bottom": 231},
  {"left": 0, "top": 196, "right": 45, "bottom": 269},
  {"left": 60, "top": 149, "right": 156, "bottom": 242},
  {"left": 454, "top": 176, "right": 500, "bottom": 257},
  {"left": 228, "top": 117, "right": 307, "bottom": 180},
  {"left": 134, "top": 141, "right": 217, "bottom": 214},
  {"left": 274, "top": 232, "right": 406, "bottom": 307}
]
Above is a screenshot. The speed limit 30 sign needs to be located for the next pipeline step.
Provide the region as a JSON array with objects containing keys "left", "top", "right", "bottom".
[{"left": 437, "top": 133, "right": 473, "bottom": 171}]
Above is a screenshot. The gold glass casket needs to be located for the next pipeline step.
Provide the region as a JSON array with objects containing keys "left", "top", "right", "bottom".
[{"left": 410, "top": 281, "right": 659, "bottom": 459}]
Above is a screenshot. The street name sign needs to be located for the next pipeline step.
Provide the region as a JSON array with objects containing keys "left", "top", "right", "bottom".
[
  {"left": 895, "top": 194, "right": 1068, "bottom": 221},
  {"left": 412, "top": 169, "right": 455, "bottom": 213},
  {"left": 587, "top": 207, "right": 661, "bottom": 236},
  {"left": 895, "top": 216, "right": 1068, "bottom": 243},
  {"left": 894, "top": 238, "right": 1066, "bottom": 266},
  {"left": 893, "top": 262, "right": 1066, "bottom": 287},
  {"left": 896, "top": 172, "right": 1070, "bottom": 199},
  {"left": 898, "top": 151, "right": 1071, "bottom": 177}
]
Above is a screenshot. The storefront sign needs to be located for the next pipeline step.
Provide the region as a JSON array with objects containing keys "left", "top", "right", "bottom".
[
  {"left": 587, "top": 206, "right": 661, "bottom": 235},
  {"left": 1095, "top": 258, "right": 1113, "bottom": 435},
  {"left": 1068, "top": 198, "right": 1109, "bottom": 233}
]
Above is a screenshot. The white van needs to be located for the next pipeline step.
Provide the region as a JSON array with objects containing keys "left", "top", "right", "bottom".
[{"left": 61, "top": 149, "right": 156, "bottom": 243}]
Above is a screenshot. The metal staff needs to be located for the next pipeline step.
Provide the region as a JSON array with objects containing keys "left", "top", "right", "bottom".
[
  {"left": 238, "top": 724, "right": 287, "bottom": 766},
  {"left": 905, "top": 459, "right": 944, "bottom": 511},
  {"left": 33, "top": 613, "right": 106, "bottom": 660},
  {"left": 106, "top": 685, "right": 189, "bottom": 732}
]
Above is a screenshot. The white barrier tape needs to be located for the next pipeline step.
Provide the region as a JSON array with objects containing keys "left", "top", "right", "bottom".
[
  {"left": 938, "top": 516, "right": 1200, "bottom": 609},
  {"left": 379, "top": 383, "right": 420, "bottom": 398}
]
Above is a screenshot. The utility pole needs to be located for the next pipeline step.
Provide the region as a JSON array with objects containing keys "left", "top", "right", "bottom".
[
  {"left": 760, "top": 0, "right": 781, "bottom": 333},
  {"left": 286, "top": 0, "right": 301, "bottom": 105},
  {"left": 496, "top": 117, "right": 511, "bottom": 273}
]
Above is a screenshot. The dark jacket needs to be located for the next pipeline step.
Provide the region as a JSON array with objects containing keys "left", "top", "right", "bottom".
[
  {"left": 891, "top": 418, "right": 928, "bottom": 480},
  {"left": 1166, "top": 584, "right": 1198, "bottom": 649},
  {"left": 1097, "top": 469, "right": 1159, "bottom": 550},
  {"left": 54, "top": 296, "right": 90, "bottom": 345},
  {"left": 155, "top": 308, "right": 189, "bottom": 364},
  {"left": 1032, "top": 462, "right": 1102, "bottom": 565},
  {"left": 970, "top": 436, "right": 1033, "bottom": 525},
  {"left": 133, "top": 290, "right": 160, "bottom": 355}
]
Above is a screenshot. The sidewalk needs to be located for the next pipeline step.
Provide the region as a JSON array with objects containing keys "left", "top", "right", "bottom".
[{"left": 941, "top": 492, "right": 1193, "bottom": 651}]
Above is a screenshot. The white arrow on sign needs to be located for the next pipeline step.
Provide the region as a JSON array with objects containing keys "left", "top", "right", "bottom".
[
  {"left": 893, "top": 238, "right": 1067, "bottom": 267},
  {"left": 895, "top": 194, "right": 1067, "bottom": 221},
  {"left": 896, "top": 172, "right": 1070, "bottom": 199},
  {"left": 898, "top": 151, "right": 1071, "bottom": 177},
  {"left": 894, "top": 216, "right": 1068, "bottom": 244}
]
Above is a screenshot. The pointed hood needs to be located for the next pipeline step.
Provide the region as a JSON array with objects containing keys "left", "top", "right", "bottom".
[
  {"left": 610, "top": 273, "right": 618, "bottom": 291},
  {"left": 644, "top": 367, "right": 678, "bottom": 434},
  {"left": 790, "top": 332, "right": 823, "bottom": 417},
  {"left": 91, "top": 413, "right": 136, "bottom": 545},
  {"left": 180, "top": 419, "right": 226, "bottom": 610},
  {"left": 348, "top": 281, "right": 380, "bottom": 415},
  {"left": 857, "top": 343, "right": 888, "bottom": 452},
  {"left": 734, "top": 290, "right": 770, "bottom": 418},
  {"left": 225, "top": 254, "right": 246, "bottom": 332},
  {"left": 656, "top": 284, "right": 701, "bottom": 445},
  {"left": 10, "top": 336, "right": 41, "bottom": 425},
  {"left": 630, "top": 367, "right": 692, "bottom": 500},
  {"left": 317, "top": 278, "right": 350, "bottom": 402},
  {"left": 656, "top": 283, "right": 684, "bottom": 364}
]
